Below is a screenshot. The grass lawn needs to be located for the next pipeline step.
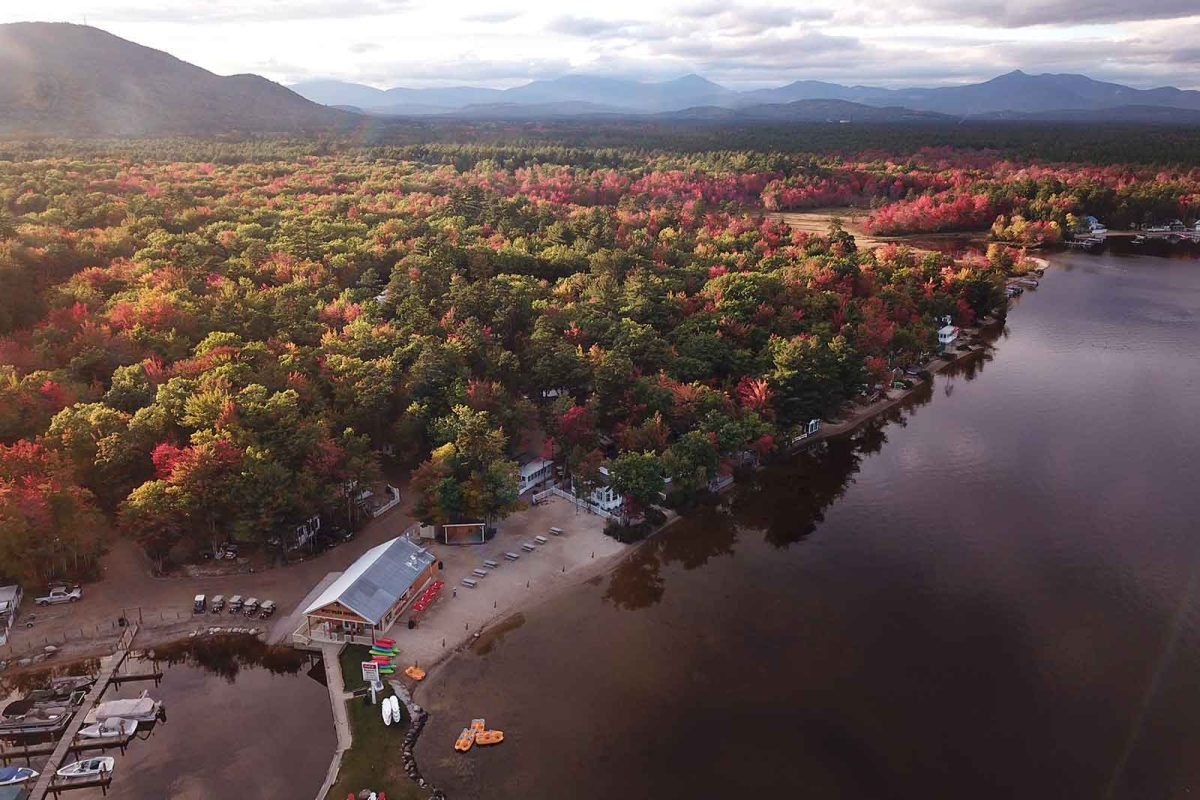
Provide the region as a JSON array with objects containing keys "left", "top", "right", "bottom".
[
  {"left": 328, "top": 645, "right": 423, "bottom": 800},
  {"left": 339, "top": 644, "right": 375, "bottom": 692}
]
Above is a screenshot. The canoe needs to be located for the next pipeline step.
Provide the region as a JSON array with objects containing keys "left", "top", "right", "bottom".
[
  {"left": 470, "top": 718, "right": 486, "bottom": 733},
  {"left": 454, "top": 728, "right": 474, "bottom": 752},
  {"left": 57, "top": 757, "right": 114, "bottom": 779},
  {"left": 0, "top": 766, "right": 38, "bottom": 786},
  {"left": 475, "top": 729, "right": 504, "bottom": 746}
]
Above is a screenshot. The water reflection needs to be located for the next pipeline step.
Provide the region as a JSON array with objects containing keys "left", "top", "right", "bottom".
[{"left": 149, "top": 633, "right": 309, "bottom": 682}]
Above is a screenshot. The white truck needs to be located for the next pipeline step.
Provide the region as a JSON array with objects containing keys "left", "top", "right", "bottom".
[
  {"left": 0, "top": 585, "right": 21, "bottom": 645},
  {"left": 35, "top": 584, "right": 83, "bottom": 606}
]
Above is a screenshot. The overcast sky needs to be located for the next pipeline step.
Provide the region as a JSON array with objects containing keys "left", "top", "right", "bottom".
[{"left": 6, "top": 1, "right": 1200, "bottom": 89}]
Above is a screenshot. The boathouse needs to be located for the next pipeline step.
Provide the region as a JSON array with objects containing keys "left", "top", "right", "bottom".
[{"left": 301, "top": 536, "right": 438, "bottom": 645}]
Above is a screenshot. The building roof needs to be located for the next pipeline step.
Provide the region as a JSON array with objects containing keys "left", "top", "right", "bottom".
[
  {"left": 519, "top": 457, "right": 553, "bottom": 478},
  {"left": 304, "top": 537, "right": 436, "bottom": 625}
]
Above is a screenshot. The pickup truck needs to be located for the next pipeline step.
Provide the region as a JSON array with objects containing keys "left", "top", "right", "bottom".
[{"left": 35, "top": 585, "right": 83, "bottom": 606}]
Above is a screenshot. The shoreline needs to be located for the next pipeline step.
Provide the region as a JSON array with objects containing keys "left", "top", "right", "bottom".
[{"left": 402, "top": 276, "right": 1027, "bottom": 799}]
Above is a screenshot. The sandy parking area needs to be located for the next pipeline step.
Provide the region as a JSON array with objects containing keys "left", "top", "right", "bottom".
[
  {"left": 0, "top": 492, "right": 419, "bottom": 668},
  {"left": 386, "top": 497, "right": 624, "bottom": 669}
]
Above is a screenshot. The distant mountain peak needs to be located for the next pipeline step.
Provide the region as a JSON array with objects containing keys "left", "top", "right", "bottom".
[
  {"left": 671, "top": 73, "right": 723, "bottom": 87},
  {"left": 0, "top": 22, "right": 350, "bottom": 135}
]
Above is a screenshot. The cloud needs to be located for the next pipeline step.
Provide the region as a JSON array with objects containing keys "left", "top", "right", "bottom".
[
  {"left": 462, "top": 10, "right": 522, "bottom": 23},
  {"left": 546, "top": 16, "right": 641, "bottom": 37},
  {"left": 910, "top": 0, "right": 1200, "bottom": 27},
  {"left": 92, "top": 0, "right": 411, "bottom": 23}
]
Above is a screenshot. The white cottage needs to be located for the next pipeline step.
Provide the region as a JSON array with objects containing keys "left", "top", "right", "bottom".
[
  {"left": 938, "top": 324, "right": 960, "bottom": 350},
  {"left": 517, "top": 454, "right": 555, "bottom": 494}
]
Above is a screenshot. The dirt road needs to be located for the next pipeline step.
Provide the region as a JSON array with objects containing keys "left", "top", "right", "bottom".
[{"left": 1, "top": 498, "right": 418, "bottom": 667}]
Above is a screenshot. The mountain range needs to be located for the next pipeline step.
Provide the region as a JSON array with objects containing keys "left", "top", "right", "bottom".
[
  {"left": 294, "top": 70, "right": 1200, "bottom": 121},
  {"left": 3, "top": 22, "right": 1200, "bottom": 137},
  {"left": 0, "top": 22, "right": 349, "bottom": 136}
]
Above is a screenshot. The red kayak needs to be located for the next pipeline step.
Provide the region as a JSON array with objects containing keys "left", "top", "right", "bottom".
[{"left": 374, "top": 638, "right": 396, "bottom": 648}]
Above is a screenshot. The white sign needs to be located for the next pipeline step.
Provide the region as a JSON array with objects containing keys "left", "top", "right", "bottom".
[{"left": 361, "top": 661, "right": 380, "bottom": 686}]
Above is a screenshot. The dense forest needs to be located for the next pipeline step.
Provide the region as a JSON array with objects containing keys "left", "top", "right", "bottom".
[{"left": 3, "top": 128, "right": 1165, "bottom": 583}]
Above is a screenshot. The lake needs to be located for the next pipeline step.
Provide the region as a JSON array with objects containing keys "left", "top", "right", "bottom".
[{"left": 417, "top": 251, "right": 1200, "bottom": 799}]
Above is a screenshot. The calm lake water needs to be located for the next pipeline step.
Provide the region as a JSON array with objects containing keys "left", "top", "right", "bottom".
[
  {"left": 71, "top": 637, "right": 333, "bottom": 800},
  {"left": 417, "top": 251, "right": 1200, "bottom": 799}
]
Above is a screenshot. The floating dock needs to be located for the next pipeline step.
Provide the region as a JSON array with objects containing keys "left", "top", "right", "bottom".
[{"left": 25, "top": 624, "right": 139, "bottom": 799}]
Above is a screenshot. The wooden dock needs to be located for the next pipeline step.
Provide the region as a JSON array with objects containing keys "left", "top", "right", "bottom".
[
  {"left": 48, "top": 772, "right": 113, "bottom": 796},
  {"left": 25, "top": 624, "right": 138, "bottom": 800}
]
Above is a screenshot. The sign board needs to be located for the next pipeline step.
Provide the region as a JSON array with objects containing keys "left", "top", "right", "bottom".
[{"left": 361, "top": 661, "right": 380, "bottom": 687}]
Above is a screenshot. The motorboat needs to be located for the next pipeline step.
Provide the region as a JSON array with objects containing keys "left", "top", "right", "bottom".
[
  {"left": 0, "top": 692, "right": 78, "bottom": 736},
  {"left": 56, "top": 756, "right": 114, "bottom": 779},
  {"left": 84, "top": 690, "right": 162, "bottom": 724},
  {"left": 0, "top": 766, "right": 37, "bottom": 786},
  {"left": 78, "top": 717, "right": 137, "bottom": 739}
]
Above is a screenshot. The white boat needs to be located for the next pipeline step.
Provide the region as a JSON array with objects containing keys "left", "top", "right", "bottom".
[
  {"left": 84, "top": 690, "right": 162, "bottom": 724},
  {"left": 0, "top": 766, "right": 38, "bottom": 785},
  {"left": 78, "top": 717, "right": 137, "bottom": 739},
  {"left": 56, "top": 757, "right": 114, "bottom": 779}
]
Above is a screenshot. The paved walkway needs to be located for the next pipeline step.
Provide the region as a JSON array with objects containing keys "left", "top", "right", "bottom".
[
  {"left": 314, "top": 642, "right": 352, "bottom": 800},
  {"left": 26, "top": 625, "right": 138, "bottom": 800}
]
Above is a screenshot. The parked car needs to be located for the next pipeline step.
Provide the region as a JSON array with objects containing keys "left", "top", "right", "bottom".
[
  {"left": 36, "top": 585, "right": 82, "bottom": 606},
  {"left": 327, "top": 525, "right": 354, "bottom": 542}
]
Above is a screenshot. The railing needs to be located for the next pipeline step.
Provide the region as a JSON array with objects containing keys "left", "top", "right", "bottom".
[{"left": 371, "top": 485, "right": 402, "bottom": 517}]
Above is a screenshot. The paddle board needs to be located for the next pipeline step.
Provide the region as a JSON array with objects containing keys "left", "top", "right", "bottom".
[
  {"left": 389, "top": 695, "right": 401, "bottom": 722},
  {"left": 383, "top": 698, "right": 393, "bottom": 726}
]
